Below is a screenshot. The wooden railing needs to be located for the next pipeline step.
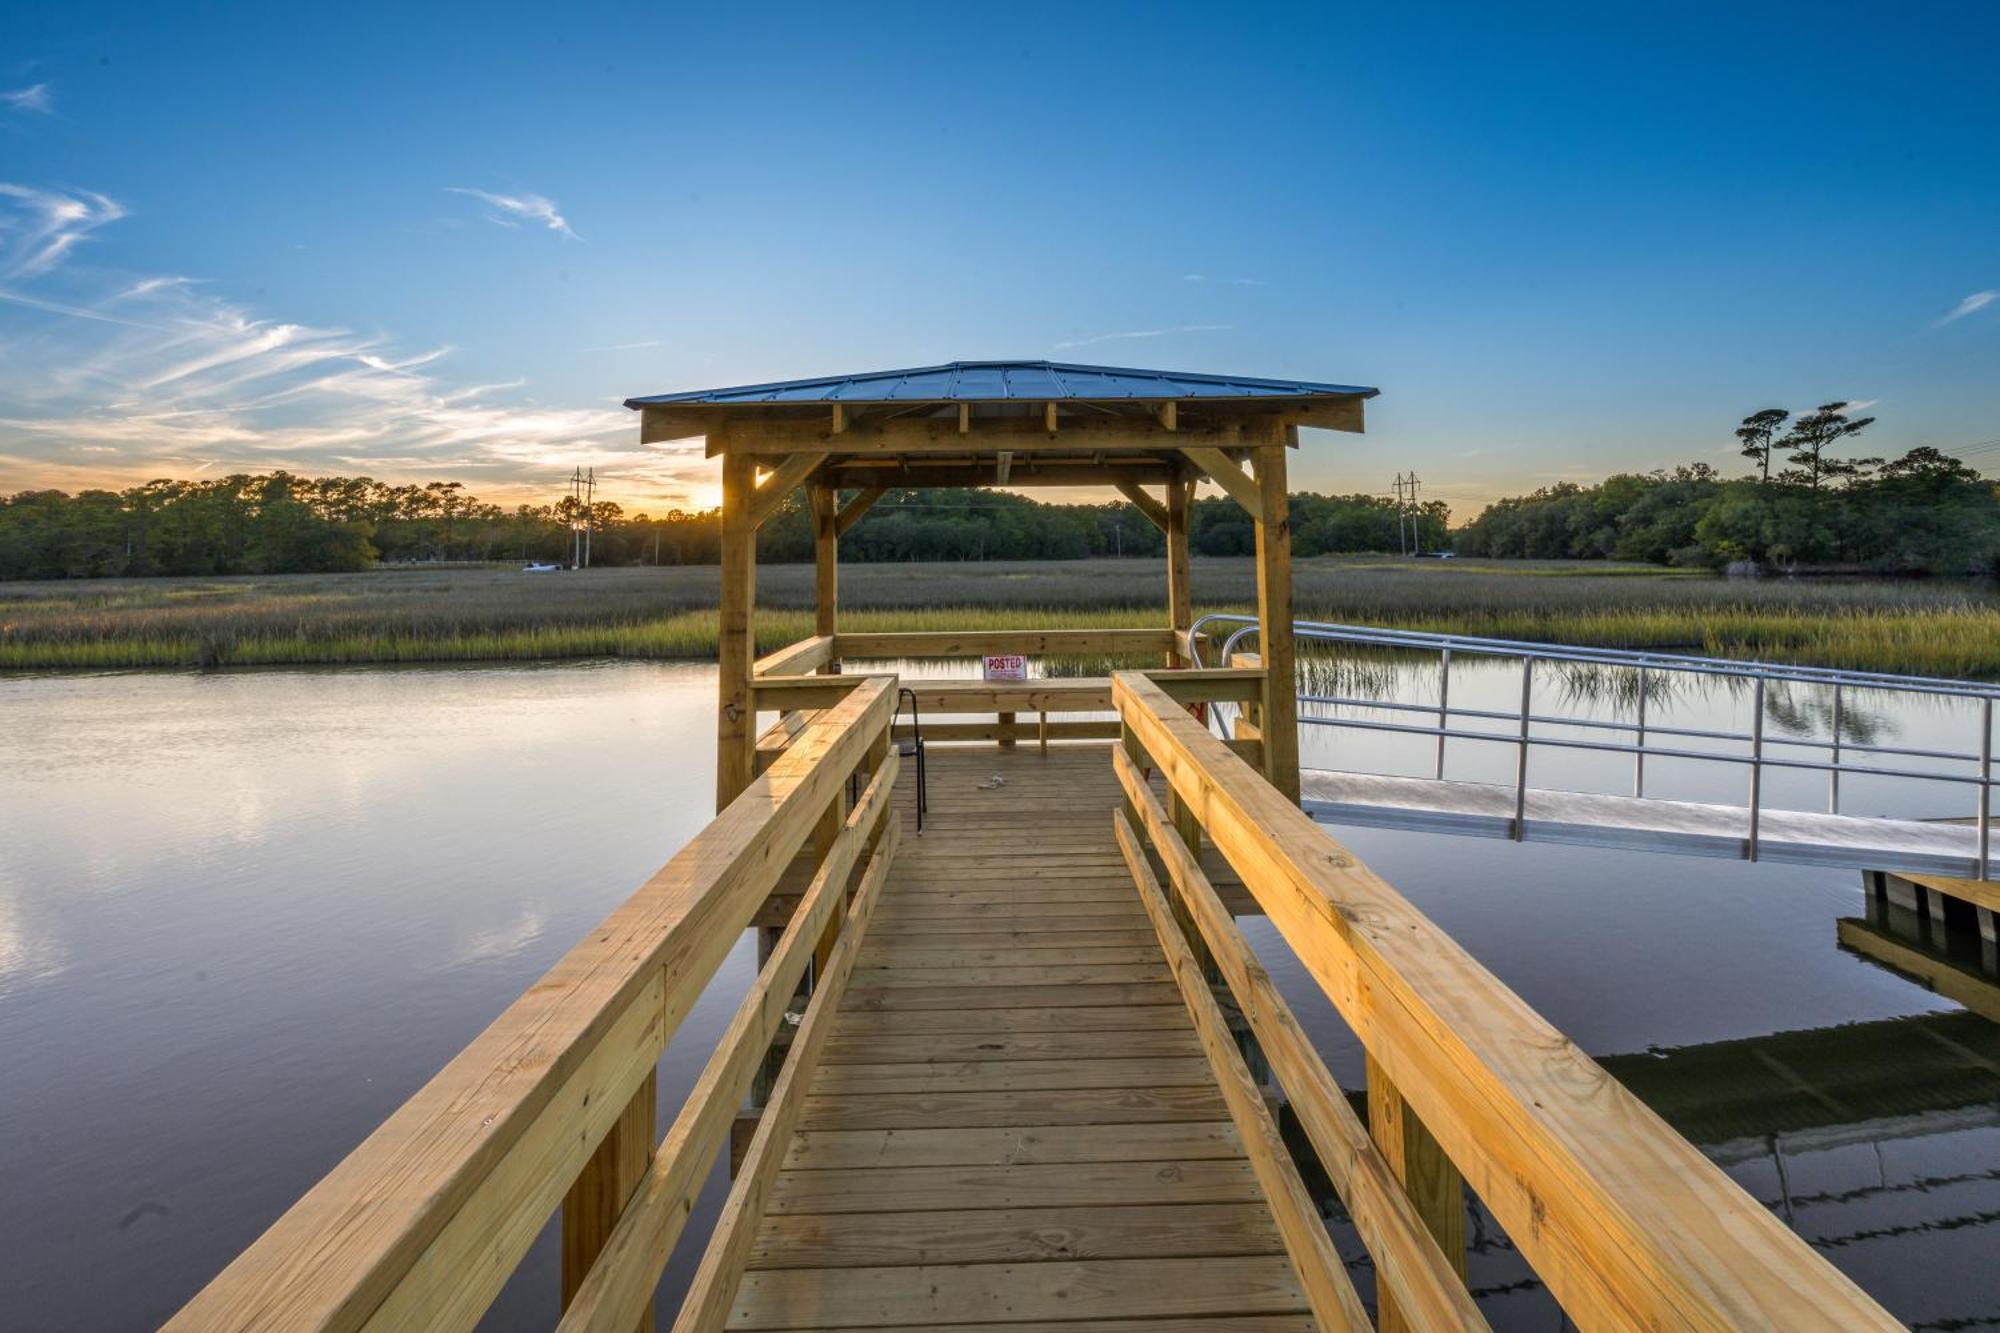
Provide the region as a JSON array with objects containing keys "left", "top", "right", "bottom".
[
  {"left": 169, "top": 677, "right": 902, "bottom": 1332},
  {"left": 1110, "top": 669, "right": 1901, "bottom": 1332},
  {"left": 750, "top": 627, "right": 1220, "bottom": 755}
]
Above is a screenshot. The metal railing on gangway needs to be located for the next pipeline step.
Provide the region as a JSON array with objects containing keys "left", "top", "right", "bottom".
[{"left": 1188, "top": 614, "right": 1999, "bottom": 878}]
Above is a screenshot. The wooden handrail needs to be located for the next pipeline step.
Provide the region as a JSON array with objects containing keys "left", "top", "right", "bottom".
[
  {"left": 1113, "top": 808, "right": 1373, "bottom": 1332},
  {"left": 832, "top": 627, "right": 1182, "bottom": 660},
  {"left": 668, "top": 818, "right": 902, "bottom": 1333},
  {"left": 1111, "top": 670, "right": 1900, "bottom": 1331},
  {"left": 753, "top": 633, "right": 834, "bottom": 678},
  {"left": 555, "top": 755, "right": 899, "bottom": 1331},
  {"left": 169, "top": 677, "right": 899, "bottom": 1332},
  {"left": 1112, "top": 744, "right": 1488, "bottom": 1332}
]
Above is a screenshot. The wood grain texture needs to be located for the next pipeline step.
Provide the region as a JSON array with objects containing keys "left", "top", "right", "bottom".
[
  {"left": 748, "top": 1202, "right": 1285, "bottom": 1269},
  {"left": 1114, "top": 670, "right": 1901, "bottom": 1331},
  {"left": 725, "top": 1256, "right": 1308, "bottom": 1329},
  {"left": 1114, "top": 744, "right": 1487, "bottom": 1333},
  {"left": 167, "top": 681, "right": 896, "bottom": 1333},
  {"left": 780, "top": 1122, "right": 1242, "bottom": 1171}
]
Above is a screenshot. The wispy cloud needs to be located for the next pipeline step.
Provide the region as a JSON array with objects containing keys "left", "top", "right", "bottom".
[
  {"left": 1178, "top": 274, "right": 1262, "bottom": 286},
  {"left": 579, "top": 338, "right": 664, "bottom": 353},
  {"left": 445, "top": 187, "right": 578, "bottom": 239},
  {"left": 0, "top": 182, "right": 717, "bottom": 508},
  {"left": 1934, "top": 290, "right": 1997, "bottom": 328},
  {"left": 0, "top": 183, "right": 126, "bottom": 279},
  {"left": 1, "top": 84, "right": 52, "bottom": 115},
  {"left": 1052, "top": 323, "right": 1233, "bottom": 351}
]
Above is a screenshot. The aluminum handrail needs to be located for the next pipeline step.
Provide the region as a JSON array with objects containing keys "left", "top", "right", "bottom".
[{"left": 1188, "top": 614, "right": 1997, "bottom": 878}]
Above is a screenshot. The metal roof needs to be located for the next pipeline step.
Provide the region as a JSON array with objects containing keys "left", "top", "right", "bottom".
[{"left": 624, "top": 360, "right": 1378, "bottom": 408}]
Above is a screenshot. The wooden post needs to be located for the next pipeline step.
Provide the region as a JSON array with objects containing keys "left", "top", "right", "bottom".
[
  {"left": 717, "top": 450, "right": 757, "bottom": 811},
  {"left": 561, "top": 1069, "right": 657, "bottom": 1330},
  {"left": 1166, "top": 474, "right": 1192, "bottom": 667},
  {"left": 810, "top": 483, "right": 838, "bottom": 674},
  {"left": 1253, "top": 437, "right": 1299, "bottom": 802},
  {"left": 1366, "top": 1054, "right": 1466, "bottom": 1333},
  {"left": 810, "top": 786, "right": 849, "bottom": 982}
]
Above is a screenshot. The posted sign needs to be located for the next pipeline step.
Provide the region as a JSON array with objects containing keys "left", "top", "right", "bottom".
[{"left": 982, "top": 654, "right": 1027, "bottom": 682}]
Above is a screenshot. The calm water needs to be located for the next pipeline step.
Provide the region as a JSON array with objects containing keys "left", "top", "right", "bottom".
[{"left": 2, "top": 660, "right": 1995, "bottom": 1329}]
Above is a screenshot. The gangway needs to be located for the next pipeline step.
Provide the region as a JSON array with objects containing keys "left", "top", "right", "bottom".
[{"left": 1190, "top": 615, "right": 1999, "bottom": 881}]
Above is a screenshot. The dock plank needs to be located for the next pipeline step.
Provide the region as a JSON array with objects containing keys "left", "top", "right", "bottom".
[
  {"left": 822, "top": 1027, "right": 1201, "bottom": 1065},
  {"left": 747, "top": 1202, "right": 1286, "bottom": 1269},
  {"left": 798, "top": 1086, "right": 1231, "bottom": 1130},
  {"left": 813, "top": 1057, "right": 1214, "bottom": 1095},
  {"left": 781, "top": 1122, "right": 1243, "bottom": 1171},
  {"left": 727, "top": 1256, "right": 1309, "bottom": 1329},
  {"left": 767, "top": 1159, "right": 1266, "bottom": 1213}
]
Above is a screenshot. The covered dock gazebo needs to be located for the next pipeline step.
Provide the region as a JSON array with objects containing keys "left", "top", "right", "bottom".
[{"left": 624, "top": 360, "right": 1378, "bottom": 809}]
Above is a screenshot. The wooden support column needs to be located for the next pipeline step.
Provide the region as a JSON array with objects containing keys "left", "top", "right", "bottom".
[
  {"left": 1367, "top": 1054, "right": 1467, "bottom": 1332},
  {"left": 561, "top": 1069, "right": 657, "bottom": 1330},
  {"left": 1253, "top": 438, "right": 1299, "bottom": 802},
  {"left": 717, "top": 450, "right": 757, "bottom": 811},
  {"left": 1166, "top": 475, "right": 1192, "bottom": 667},
  {"left": 810, "top": 483, "right": 838, "bottom": 674}
]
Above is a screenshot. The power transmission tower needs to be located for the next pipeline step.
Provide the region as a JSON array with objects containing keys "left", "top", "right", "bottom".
[
  {"left": 568, "top": 467, "right": 583, "bottom": 568},
  {"left": 1392, "top": 473, "right": 1407, "bottom": 555},
  {"left": 583, "top": 466, "right": 596, "bottom": 569},
  {"left": 1406, "top": 472, "right": 1422, "bottom": 555}
]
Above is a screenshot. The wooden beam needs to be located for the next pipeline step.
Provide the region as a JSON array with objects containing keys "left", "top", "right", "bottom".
[
  {"left": 753, "top": 635, "right": 833, "bottom": 679},
  {"left": 995, "top": 451, "right": 1012, "bottom": 485},
  {"left": 1253, "top": 442, "right": 1298, "bottom": 802},
  {"left": 810, "top": 485, "right": 837, "bottom": 643},
  {"left": 1114, "top": 481, "right": 1168, "bottom": 532},
  {"left": 717, "top": 451, "right": 757, "bottom": 809},
  {"left": 832, "top": 485, "right": 886, "bottom": 537},
  {"left": 833, "top": 628, "right": 1179, "bottom": 660},
  {"left": 830, "top": 403, "right": 846, "bottom": 435},
  {"left": 1110, "top": 671, "right": 1901, "bottom": 1333},
  {"left": 707, "top": 414, "right": 1241, "bottom": 458},
  {"left": 957, "top": 403, "right": 970, "bottom": 434},
  {"left": 1145, "top": 666, "right": 1263, "bottom": 704},
  {"left": 1166, "top": 476, "right": 1192, "bottom": 665},
  {"left": 1281, "top": 396, "right": 1365, "bottom": 433},
  {"left": 823, "top": 464, "right": 1183, "bottom": 491},
  {"left": 1157, "top": 400, "right": 1178, "bottom": 432},
  {"left": 1180, "top": 445, "right": 1265, "bottom": 521},
  {"left": 1369, "top": 1054, "right": 1468, "bottom": 1333},
  {"left": 561, "top": 1069, "right": 656, "bottom": 1326},
  {"left": 747, "top": 455, "right": 821, "bottom": 530}
]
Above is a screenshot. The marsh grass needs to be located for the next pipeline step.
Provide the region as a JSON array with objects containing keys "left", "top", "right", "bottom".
[{"left": 3, "top": 556, "right": 1996, "bottom": 677}]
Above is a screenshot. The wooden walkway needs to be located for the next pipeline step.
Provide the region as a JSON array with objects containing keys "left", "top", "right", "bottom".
[{"left": 728, "top": 744, "right": 1316, "bottom": 1331}]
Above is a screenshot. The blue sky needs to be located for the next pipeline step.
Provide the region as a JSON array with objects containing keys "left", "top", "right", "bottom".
[{"left": 2, "top": 1, "right": 1996, "bottom": 516}]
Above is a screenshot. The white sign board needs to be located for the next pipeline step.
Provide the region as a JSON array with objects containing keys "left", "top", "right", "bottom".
[{"left": 982, "top": 653, "right": 1028, "bottom": 682}]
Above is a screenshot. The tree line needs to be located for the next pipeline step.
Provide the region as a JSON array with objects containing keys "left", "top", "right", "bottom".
[
  {"left": 1455, "top": 404, "right": 1997, "bottom": 573},
  {"left": 0, "top": 472, "right": 1450, "bottom": 580}
]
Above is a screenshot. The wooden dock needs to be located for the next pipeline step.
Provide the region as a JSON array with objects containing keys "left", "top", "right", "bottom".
[
  {"left": 164, "top": 370, "right": 1916, "bottom": 1331},
  {"left": 731, "top": 744, "right": 1310, "bottom": 1330}
]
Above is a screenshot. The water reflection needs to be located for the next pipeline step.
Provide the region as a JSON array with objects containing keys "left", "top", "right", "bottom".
[
  {"left": 1287, "top": 648, "right": 1986, "bottom": 823},
  {"left": 0, "top": 662, "right": 731, "bottom": 1331}
]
